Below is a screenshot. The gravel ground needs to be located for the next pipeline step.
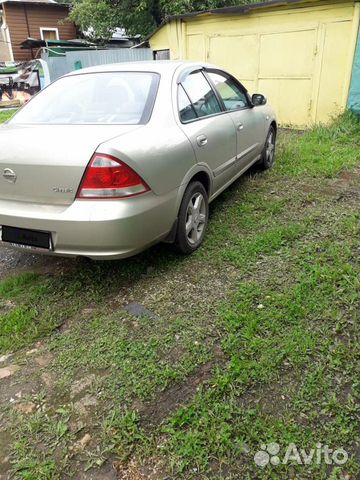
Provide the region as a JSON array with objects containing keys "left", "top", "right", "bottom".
[{"left": 0, "top": 245, "right": 75, "bottom": 280}]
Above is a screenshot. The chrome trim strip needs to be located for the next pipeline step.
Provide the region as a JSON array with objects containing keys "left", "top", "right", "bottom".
[
  {"left": 235, "top": 143, "right": 259, "bottom": 162},
  {"left": 79, "top": 184, "right": 146, "bottom": 198},
  {"left": 213, "top": 155, "right": 237, "bottom": 177},
  {"left": 210, "top": 154, "right": 261, "bottom": 203}
]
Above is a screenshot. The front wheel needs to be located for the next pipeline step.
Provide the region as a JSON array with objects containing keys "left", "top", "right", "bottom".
[
  {"left": 258, "top": 126, "right": 276, "bottom": 170},
  {"left": 174, "top": 181, "right": 209, "bottom": 255}
]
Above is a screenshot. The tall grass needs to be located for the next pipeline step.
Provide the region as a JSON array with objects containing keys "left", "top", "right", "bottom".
[{"left": 276, "top": 111, "right": 360, "bottom": 177}]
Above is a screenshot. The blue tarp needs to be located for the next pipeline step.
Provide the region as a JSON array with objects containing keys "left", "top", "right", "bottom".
[{"left": 348, "top": 26, "right": 360, "bottom": 117}]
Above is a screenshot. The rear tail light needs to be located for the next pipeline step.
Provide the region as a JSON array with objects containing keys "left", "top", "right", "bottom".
[{"left": 77, "top": 154, "right": 150, "bottom": 199}]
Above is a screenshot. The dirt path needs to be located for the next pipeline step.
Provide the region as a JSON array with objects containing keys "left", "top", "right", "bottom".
[{"left": 0, "top": 246, "right": 76, "bottom": 281}]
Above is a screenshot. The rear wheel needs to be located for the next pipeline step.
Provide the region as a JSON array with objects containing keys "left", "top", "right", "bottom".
[
  {"left": 258, "top": 126, "right": 276, "bottom": 170},
  {"left": 174, "top": 181, "right": 208, "bottom": 255}
]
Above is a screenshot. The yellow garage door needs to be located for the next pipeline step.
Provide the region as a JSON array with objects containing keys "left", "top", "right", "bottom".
[
  {"left": 258, "top": 28, "right": 317, "bottom": 127},
  {"left": 207, "top": 28, "right": 317, "bottom": 127},
  {"left": 316, "top": 21, "right": 354, "bottom": 123},
  {"left": 208, "top": 34, "right": 259, "bottom": 94},
  {"left": 189, "top": 12, "right": 356, "bottom": 128},
  {"left": 187, "top": 34, "right": 206, "bottom": 61}
]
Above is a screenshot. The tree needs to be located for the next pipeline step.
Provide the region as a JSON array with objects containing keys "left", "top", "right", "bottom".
[{"left": 68, "top": 0, "right": 262, "bottom": 42}]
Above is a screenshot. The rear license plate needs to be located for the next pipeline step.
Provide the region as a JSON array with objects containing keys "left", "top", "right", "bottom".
[{"left": 1, "top": 225, "right": 51, "bottom": 250}]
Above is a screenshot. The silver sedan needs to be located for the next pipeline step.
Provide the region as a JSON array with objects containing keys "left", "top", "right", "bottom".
[{"left": 0, "top": 61, "right": 276, "bottom": 260}]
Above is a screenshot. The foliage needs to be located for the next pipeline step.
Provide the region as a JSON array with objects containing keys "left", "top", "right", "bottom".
[{"left": 68, "top": 0, "right": 264, "bottom": 41}]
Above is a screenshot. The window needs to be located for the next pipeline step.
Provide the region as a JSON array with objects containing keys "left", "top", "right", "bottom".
[
  {"left": 40, "top": 27, "right": 59, "bottom": 41},
  {"left": 181, "top": 71, "right": 221, "bottom": 119},
  {"left": 207, "top": 71, "right": 249, "bottom": 111},
  {"left": 178, "top": 85, "right": 197, "bottom": 122},
  {"left": 154, "top": 49, "right": 170, "bottom": 60},
  {"left": 11, "top": 72, "right": 159, "bottom": 125}
]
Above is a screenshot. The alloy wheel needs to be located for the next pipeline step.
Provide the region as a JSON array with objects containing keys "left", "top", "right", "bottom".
[
  {"left": 185, "top": 192, "right": 207, "bottom": 245},
  {"left": 266, "top": 131, "right": 275, "bottom": 165}
]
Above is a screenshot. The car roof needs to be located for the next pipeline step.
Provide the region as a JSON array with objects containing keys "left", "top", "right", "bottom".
[{"left": 66, "top": 60, "right": 215, "bottom": 77}]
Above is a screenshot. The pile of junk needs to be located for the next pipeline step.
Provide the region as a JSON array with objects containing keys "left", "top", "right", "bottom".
[{"left": 0, "top": 59, "right": 49, "bottom": 108}]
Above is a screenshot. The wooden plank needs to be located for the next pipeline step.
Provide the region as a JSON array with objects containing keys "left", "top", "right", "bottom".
[{"left": 4, "top": 2, "right": 76, "bottom": 61}]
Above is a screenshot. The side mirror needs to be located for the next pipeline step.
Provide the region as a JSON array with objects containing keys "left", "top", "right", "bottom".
[{"left": 252, "top": 93, "right": 267, "bottom": 106}]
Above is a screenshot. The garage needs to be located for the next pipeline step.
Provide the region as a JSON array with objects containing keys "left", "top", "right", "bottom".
[{"left": 148, "top": 0, "right": 360, "bottom": 128}]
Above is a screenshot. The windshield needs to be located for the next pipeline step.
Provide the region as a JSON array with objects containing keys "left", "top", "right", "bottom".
[{"left": 10, "top": 71, "right": 159, "bottom": 125}]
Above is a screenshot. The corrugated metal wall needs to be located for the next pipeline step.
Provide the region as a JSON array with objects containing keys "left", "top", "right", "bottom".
[{"left": 42, "top": 48, "right": 153, "bottom": 82}]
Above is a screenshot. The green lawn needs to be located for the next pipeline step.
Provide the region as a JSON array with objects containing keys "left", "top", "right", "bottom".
[
  {"left": 0, "top": 112, "right": 359, "bottom": 480},
  {"left": 0, "top": 109, "right": 17, "bottom": 123}
]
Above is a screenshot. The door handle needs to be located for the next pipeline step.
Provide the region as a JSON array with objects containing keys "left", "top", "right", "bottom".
[
  {"left": 196, "top": 134, "right": 208, "bottom": 147},
  {"left": 237, "top": 123, "right": 244, "bottom": 131}
]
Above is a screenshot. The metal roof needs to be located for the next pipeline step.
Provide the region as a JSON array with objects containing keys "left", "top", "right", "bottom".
[
  {"left": 20, "top": 37, "right": 95, "bottom": 49},
  {"left": 166, "top": 0, "right": 320, "bottom": 19},
  {"left": 0, "top": 0, "right": 67, "bottom": 5},
  {"left": 146, "top": 0, "right": 351, "bottom": 40}
]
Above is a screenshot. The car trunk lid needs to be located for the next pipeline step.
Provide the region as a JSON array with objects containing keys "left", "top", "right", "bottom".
[{"left": 0, "top": 124, "right": 142, "bottom": 205}]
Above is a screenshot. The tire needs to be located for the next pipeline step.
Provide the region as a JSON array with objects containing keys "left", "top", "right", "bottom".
[
  {"left": 174, "top": 181, "right": 209, "bottom": 255},
  {"left": 258, "top": 126, "right": 276, "bottom": 170}
]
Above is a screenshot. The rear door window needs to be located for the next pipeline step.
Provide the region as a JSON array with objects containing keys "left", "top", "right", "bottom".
[
  {"left": 178, "top": 84, "right": 197, "bottom": 122},
  {"left": 180, "top": 71, "right": 222, "bottom": 120}
]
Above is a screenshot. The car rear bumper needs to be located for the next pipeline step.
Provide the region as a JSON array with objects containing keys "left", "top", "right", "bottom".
[{"left": 0, "top": 191, "right": 177, "bottom": 260}]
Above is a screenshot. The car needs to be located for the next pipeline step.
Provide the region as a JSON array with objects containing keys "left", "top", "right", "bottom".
[{"left": 0, "top": 61, "right": 277, "bottom": 260}]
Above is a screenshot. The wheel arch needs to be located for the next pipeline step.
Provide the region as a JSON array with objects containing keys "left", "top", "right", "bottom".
[
  {"left": 270, "top": 120, "right": 277, "bottom": 137},
  {"left": 187, "top": 170, "right": 211, "bottom": 197},
  {"left": 163, "top": 166, "right": 213, "bottom": 244},
  {"left": 178, "top": 165, "right": 213, "bottom": 207}
]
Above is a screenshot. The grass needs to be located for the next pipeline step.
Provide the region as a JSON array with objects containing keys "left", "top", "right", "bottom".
[
  {"left": 276, "top": 111, "right": 359, "bottom": 177},
  {"left": 163, "top": 228, "right": 359, "bottom": 477},
  {"left": 0, "top": 111, "right": 359, "bottom": 479},
  {"left": 0, "top": 273, "right": 80, "bottom": 352},
  {"left": 10, "top": 408, "right": 73, "bottom": 480},
  {"left": 0, "top": 109, "right": 17, "bottom": 124}
]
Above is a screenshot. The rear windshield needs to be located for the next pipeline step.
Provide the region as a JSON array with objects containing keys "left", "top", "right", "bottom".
[{"left": 10, "top": 72, "right": 159, "bottom": 125}]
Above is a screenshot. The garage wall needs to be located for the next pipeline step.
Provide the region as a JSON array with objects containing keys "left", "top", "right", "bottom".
[{"left": 150, "top": 1, "right": 360, "bottom": 128}]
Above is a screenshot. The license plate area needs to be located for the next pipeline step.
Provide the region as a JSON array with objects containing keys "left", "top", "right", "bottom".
[{"left": 1, "top": 225, "right": 52, "bottom": 250}]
